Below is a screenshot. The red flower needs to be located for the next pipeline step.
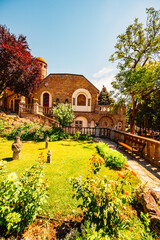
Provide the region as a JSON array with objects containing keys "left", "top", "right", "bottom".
[
  {"left": 125, "top": 191, "right": 130, "bottom": 196},
  {"left": 131, "top": 170, "right": 137, "bottom": 176},
  {"left": 118, "top": 171, "right": 124, "bottom": 178},
  {"left": 124, "top": 162, "right": 129, "bottom": 168},
  {"left": 99, "top": 158, "right": 104, "bottom": 164}
]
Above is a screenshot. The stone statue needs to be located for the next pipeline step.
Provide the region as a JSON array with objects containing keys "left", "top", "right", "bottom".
[{"left": 12, "top": 137, "right": 23, "bottom": 160}]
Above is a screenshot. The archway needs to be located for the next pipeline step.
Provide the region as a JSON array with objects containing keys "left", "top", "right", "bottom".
[
  {"left": 98, "top": 116, "right": 114, "bottom": 128},
  {"left": 40, "top": 91, "right": 52, "bottom": 108}
]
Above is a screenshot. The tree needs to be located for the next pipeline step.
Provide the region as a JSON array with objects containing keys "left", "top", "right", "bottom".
[
  {"left": 0, "top": 25, "right": 41, "bottom": 97},
  {"left": 135, "top": 89, "right": 160, "bottom": 132},
  {"left": 53, "top": 103, "right": 74, "bottom": 127},
  {"left": 110, "top": 8, "right": 160, "bottom": 132},
  {"left": 98, "top": 85, "right": 114, "bottom": 105}
]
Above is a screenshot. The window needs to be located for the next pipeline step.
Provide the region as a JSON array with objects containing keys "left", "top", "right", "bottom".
[
  {"left": 43, "top": 93, "right": 49, "bottom": 107},
  {"left": 77, "top": 94, "right": 86, "bottom": 106},
  {"left": 65, "top": 99, "right": 68, "bottom": 104},
  {"left": 75, "top": 120, "right": 83, "bottom": 128},
  {"left": 73, "top": 98, "right": 75, "bottom": 105}
]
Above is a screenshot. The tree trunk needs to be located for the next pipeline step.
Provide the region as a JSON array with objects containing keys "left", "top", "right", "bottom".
[
  {"left": 130, "top": 96, "right": 136, "bottom": 133},
  {"left": 130, "top": 96, "right": 141, "bottom": 133},
  {"left": 130, "top": 114, "right": 135, "bottom": 133}
]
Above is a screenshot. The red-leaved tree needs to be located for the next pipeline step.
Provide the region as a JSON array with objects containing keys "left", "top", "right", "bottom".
[{"left": 0, "top": 25, "right": 41, "bottom": 97}]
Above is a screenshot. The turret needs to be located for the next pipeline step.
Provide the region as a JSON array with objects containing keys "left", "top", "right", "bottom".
[{"left": 36, "top": 57, "right": 47, "bottom": 79}]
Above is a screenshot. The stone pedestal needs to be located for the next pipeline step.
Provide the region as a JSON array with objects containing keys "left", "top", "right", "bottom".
[
  {"left": 47, "top": 150, "right": 52, "bottom": 163},
  {"left": 12, "top": 137, "right": 23, "bottom": 160},
  {"left": 45, "top": 136, "right": 49, "bottom": 149}
]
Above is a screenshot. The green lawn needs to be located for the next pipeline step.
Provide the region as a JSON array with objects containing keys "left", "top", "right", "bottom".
[{"left": 0, "top": 138, "right": 139, "bottom": 217}]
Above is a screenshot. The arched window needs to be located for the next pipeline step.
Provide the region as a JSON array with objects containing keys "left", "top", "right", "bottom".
[
  {"left": 43, "top": 93, "right": 49, "bottom": 107},
  {"left": 77, "top": 94, "right": 86, "bottom": 106}
]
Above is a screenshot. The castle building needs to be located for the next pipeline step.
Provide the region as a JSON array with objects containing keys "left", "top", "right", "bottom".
[{"left": 1, "top": 57, "right": 126, "bottom": 130}]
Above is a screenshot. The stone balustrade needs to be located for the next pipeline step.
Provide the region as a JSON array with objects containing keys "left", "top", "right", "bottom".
[
  {"left": 94, "top": 104, "right": 126, "bottom": 115},
  {"left": 110, "top": 130, "right": 160, "bottom": 167},
  {"left": 19, "top": 103, "right": 52, "bottom": 116}
]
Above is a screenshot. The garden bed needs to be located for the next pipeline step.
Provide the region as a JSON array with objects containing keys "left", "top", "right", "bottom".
[{"left": 0, "top": 138, "right": 159, "bottom": 239}]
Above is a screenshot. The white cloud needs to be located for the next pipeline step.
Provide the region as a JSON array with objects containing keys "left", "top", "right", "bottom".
[
  {"left": 91, "top": 67, "right": 115, "bottom": 92},
  {"left": 93, "top": 67, "right": 113, "bottom": 78}
]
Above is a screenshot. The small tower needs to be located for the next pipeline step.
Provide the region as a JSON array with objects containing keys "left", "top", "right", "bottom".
[{"left": 36, "top": 57, "right": 47, "bottom": 79}]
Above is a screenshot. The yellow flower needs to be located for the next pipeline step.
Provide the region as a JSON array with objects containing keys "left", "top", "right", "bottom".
[
  {"left": 39, "top": 178, "right": 43, "bottom": 183},
  {"left": 0, "top": 160, "right": 6, "bottom": 169},
  {"left": 7, "top": 172, "right": 17, "bottom": 181}
]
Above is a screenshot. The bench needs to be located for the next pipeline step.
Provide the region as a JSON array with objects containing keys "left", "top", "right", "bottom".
[{"left": 117, "top": 138, "right": 146, "bottom": 157}]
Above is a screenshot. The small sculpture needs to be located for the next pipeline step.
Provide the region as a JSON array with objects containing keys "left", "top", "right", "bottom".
[
  {"left": 45, "top": 136, "right": 49, "bottom": 148},
  {"left": 47, "top": 150, "right": 52, "bottom": 163},
  {"left": 12, "top": 137, "right": 23, "bottom": 160}
]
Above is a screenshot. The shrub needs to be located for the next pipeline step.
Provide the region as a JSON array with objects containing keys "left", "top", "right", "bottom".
[
  {"left": 73, "top": 131, "right": 93, "bottom": 141},
  {"left": 53, "top": 103, "right": 74, "bottom": 127},
  {"left": 65, "top": 221, "right": 112, "bottom": 240},
  {"left": 96, "top": 142, "right": 126, "bottom": 169},
  {"left": 3, "top": 122, "right": 71, "bottom": 142},
  {"left": 0, "top": 157, "right": 47, "bottom": 236},
  {"left": 70, "top": 155, "right": 133, "bottom": 237}
]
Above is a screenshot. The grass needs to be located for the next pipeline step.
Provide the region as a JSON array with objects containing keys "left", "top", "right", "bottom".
[{"left": 0, "top": 138, "right": 140, "bottom": 217}]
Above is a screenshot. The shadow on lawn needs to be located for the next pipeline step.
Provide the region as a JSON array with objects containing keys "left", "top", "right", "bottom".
[{"left": 2, "top": 157, "right": 13, "bottom": 162}]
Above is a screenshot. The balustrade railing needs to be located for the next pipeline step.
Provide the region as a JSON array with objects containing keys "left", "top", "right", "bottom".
[
  {"left": 110, "top": 130, "right": 160, "bottom": 167},
  {"left": 62, "top": 126, "right": 111, "bottom": 138},
  {"left": 19, "top": 103, "right": 52, "bottom": 116}
]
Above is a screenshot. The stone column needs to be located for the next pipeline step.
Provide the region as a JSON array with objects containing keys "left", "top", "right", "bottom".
[
  {"left": 12, "top": 137, "right": 23, "bottom": 160},
  {"left": 34, "top": 102, "right": 39, "bottom": 114},
  {"left": 95, "top": 126, "right": 100, "bottom": 137}
]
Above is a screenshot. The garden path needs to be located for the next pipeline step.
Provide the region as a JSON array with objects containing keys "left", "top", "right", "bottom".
[{"left": 94, "top": 137, "right": 160, "bottom": 195}]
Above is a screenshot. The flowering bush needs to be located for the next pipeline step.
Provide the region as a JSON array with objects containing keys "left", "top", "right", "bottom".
[
  {"left": 53, "top": 103, "right": 74, "bottom": 127},
  {"left": 70, "top": 155, "right": 136, "bottom": 236},
  {"left": 96, "top": 142, "right": 126, "bottom": 169},
  {"left": 0, "top": 157, "right": 47, "bottom": 236}
]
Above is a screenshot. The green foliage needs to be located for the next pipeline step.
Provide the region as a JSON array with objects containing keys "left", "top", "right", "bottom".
[
  {"left": 65, "top": 221, "right": 112, "bottom": 240},
  {"left": 0, "top": 158, "right": 47, "bottom": 235},
  {"left": 98, "top": 85, "right": 114, "bottom": 105},
  {"left": 110, "top": 8, "right": 160, "bottom": 131},
  {"left": 135, "top": 90, "right": 160, "bottom": 131},
  {"left": 2, "top": 122, "right": 70, "bottom": 142},
  {"left": 53, "top": 103, "right": 74, "bottom": 127},
  {"left": 96, "top": 142, "right": 126, "bottom": 169},
  {"left": 70, "top": 155, "right": 134, "bottom": 237},
  {"left": 65, "top": 218, "right": 158, "bottom": 240},
  {"left": 73, "top": 131, "right": 93, "bottom": 141}
]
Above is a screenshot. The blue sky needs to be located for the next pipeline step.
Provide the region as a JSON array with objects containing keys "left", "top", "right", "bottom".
[{"left": 0, "top": 0, "right": 159, "bottom": 91}]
